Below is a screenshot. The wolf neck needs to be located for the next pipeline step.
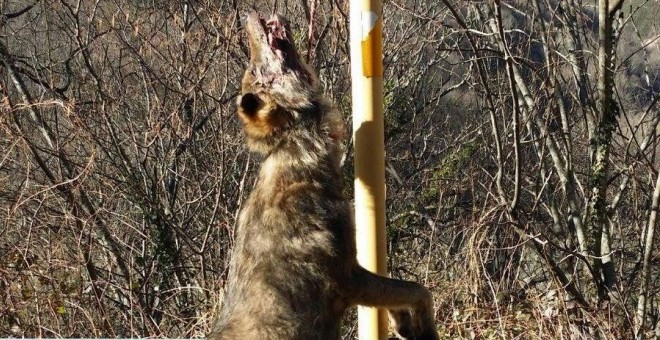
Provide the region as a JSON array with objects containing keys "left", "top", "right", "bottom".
[{"left": 258, "top": 130, "right": 341, "bottom": 185}]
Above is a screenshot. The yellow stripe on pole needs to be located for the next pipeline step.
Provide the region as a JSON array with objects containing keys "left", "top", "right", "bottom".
[
  {"left": 350, "top": 0, "right": 387, "bottom": 339},
  {"left": 361, "top": 15, "right": 383, "bottom": 77}
]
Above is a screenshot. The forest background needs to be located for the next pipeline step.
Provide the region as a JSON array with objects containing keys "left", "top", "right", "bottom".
[{"left": 0, "top": 0, "right": 659, "bottom": 338}]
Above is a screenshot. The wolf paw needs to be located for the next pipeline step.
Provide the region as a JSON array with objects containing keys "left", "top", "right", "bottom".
[
  {"left": 389, "top": 309, "right": 439, "bottom": 340},
  {"left": 389, "top": 309, "right": 414, "bottom": 338}
]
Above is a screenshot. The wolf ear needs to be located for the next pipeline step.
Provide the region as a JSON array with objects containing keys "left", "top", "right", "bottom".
[{"left": 239, "top": 93, "right": 263, "bottom": 116}]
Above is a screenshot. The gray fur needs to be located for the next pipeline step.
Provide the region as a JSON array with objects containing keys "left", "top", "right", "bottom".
[{"left": 208, "top": 11, "right": 438, "bottom": 340}]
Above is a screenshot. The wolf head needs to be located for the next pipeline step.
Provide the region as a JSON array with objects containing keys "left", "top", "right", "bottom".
[{"left": 237, "top": 12, "right": 344, "bottom": 155}]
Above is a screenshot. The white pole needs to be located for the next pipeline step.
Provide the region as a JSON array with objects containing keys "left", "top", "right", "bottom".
[{"left": 350, "top": 0, "right": 387, "bottom": 339}]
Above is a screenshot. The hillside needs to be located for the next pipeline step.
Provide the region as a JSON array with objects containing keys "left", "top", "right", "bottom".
[{"left": 1, "top": 0, "right": 658, "bottom": 338}]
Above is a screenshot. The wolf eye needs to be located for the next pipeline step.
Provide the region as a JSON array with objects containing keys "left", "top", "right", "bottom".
[{"left": 240, "top": 93, "right": 262, "bottom": 115}]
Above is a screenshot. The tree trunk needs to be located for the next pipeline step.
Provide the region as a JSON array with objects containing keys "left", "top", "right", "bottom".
[
  {"left": 585, "top": 0, "right": 623, "bottom": 301},
  {"left": 635, "top": 170, "right": 660, "bottom": 338}
]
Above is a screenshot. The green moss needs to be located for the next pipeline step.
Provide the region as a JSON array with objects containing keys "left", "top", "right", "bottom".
[
  {"left": 383, "top": 78, "right": 408, "bottom": 136},
  {"left": 436, "top": 141, "right": 478, "bottom": 180},
  {"left": 421, "top": 141, "right": 478, "bottom": 203}
]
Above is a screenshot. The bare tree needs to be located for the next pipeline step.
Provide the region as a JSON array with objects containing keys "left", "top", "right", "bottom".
[{"left": 1, "top": 0, "right": 658, "bottom": 338}]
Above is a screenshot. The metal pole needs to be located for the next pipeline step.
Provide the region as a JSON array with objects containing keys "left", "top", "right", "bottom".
[{"left": 350, "top": 0, "right": 387, "bottom": 339}]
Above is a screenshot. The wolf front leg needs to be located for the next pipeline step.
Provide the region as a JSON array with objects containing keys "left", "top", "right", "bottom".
[{"left": 349, "top": 266, "right": 439, "bottom": 340}]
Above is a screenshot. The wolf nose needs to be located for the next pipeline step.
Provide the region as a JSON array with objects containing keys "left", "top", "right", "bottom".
[{"left": 242, "top": 9, "right": 259, "bottom": 27}]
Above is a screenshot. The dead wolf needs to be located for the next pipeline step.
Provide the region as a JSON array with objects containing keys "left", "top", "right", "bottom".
[{"left": 208, "top": 11, "right": 438, "bottom": 340}]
